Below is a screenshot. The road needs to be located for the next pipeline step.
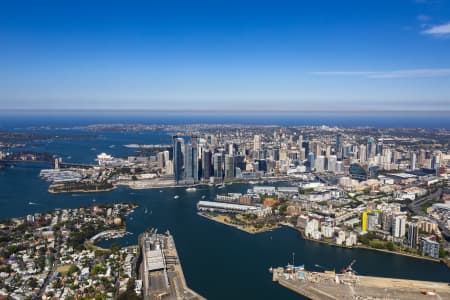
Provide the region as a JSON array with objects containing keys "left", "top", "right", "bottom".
[{"left": 407, "top": 188, "right": 450, "bottom": 240}]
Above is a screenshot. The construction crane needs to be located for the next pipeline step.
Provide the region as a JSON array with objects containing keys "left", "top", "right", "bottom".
[{"left": 341, "top": 259, "right": 356, "bottom": 274}]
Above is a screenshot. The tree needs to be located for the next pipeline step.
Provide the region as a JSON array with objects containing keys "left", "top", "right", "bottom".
[
  {"left": 117, "top": 290, "right": 140, "bottom": 300},
  {"left": 386, "top": 242, "right": 395, "bottom": 251},
  {"left": 110, "top": 242, "right": 121, "bottom": 253},
  {"left": 28, "top": 277, "right": 37, "bottom": 288},
  {"left": 68, "top": 265, "right": 80, "bottom": 276},
  {"left": 439, "top": 246, "right": 446, "bottom": 258}
]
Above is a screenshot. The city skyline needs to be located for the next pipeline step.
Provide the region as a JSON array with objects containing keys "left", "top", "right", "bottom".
[{"left": 1, "top": 0, "right": 450, "bottom": 112}]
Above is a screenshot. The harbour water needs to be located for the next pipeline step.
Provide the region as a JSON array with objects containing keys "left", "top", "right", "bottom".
[{"left": 1, "top": 114, "right": 450, "bottom": 299}]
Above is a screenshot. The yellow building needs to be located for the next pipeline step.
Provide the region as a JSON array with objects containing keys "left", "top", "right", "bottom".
[{"left": 362, "top": 211, "right": 368, "bottom": 231}]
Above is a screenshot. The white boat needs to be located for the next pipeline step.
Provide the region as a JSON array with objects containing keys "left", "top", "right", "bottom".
[
  {"left": 186, "top": 187, "right": 197, "bottom": 192},
  {"left": 217, "top": 184, "right": 226, "bottom": 189},
  {"left": 144, "top": 208, "right": 148, "bottom": 214},
  {"left": 201, "top": 195, "right": 206, "bottom": 199},
  {"left": 174, "top": 195, "right": 180, "bottom": 199}
]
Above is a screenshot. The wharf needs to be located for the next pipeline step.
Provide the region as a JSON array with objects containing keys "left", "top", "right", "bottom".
[
  {"left": 139, "top": 229, "right": 205, "bottom": 300},
  {"left": 272, "top": 267, "right": 450, "bottom": 300}
]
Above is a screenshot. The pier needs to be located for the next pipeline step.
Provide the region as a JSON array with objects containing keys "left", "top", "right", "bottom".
[
  {"left": 139, "top": 229, "right": 205, "bottom": 300},
  {"left": 272, "top": 266, "right": 450, "bottom": 300}
]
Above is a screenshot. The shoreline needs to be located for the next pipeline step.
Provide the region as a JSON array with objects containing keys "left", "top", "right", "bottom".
[
  {"left": 281, "top": 224, "right": 443, "bottom": 264},
  {"left": 96, "top": 175, "right": 294, "bottom": 191},
  {"left": 45, "top": 178, "right": 446, "bottom": 267},
  {"left": 198, "top": 214, "right": 444, "bottom": 265},
  {"left": 48, "top": 186, "right": 116, "bottom": 194},
  {"left": 197, "top": 212, "right": 280, "bottom": 234}
]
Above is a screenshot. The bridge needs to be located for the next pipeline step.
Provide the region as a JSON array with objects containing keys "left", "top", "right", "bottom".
[
  {"left": 60, "top": 162, "right": 94, "bottom": 169},
  {"left": 0, "top": 159, "right": 52, "bottom": 165},
  {"left": 0, "top": 159, "right": 94, "bottom": 169}
]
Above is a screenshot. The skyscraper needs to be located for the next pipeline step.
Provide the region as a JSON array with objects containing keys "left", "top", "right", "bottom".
[
  {"left": 408, "top": 222, "right": 418, "bottom": 248},
  {"left": 410, "top": 152, "right": 417, "bottom": 171},
  {"left": 224, "top": 154, "right": 235, "bottom": 178},
  {"left": 191, "top": 136, "right": 199, "bottom": 182},
  {"left": 359, "top": 144, "right": 367, "bottom": 163},
  {"left": 336, "top": 133, "right": 341, "bottom": 153},
  {"left": 307, "top": 152, "right": 315, "bottom": 171},
  {"left": 327, "top": 155, "right": 337, "bottom": 172},
  {"left": 393, "top": 215, "right": 406, "bottom": 238},
  {"left": 367, "top": 137, "right": 376, "bottom": 159},
  {"left": 272, "top": 147, "right": 280, "bottom": 161},
  {"left": 202, "top": 149, "right": 212, "bottom": 179},
  {"left": 213, "top": 153, "right": 223, "bottom": 179},
  {"left": 173, "top": 136, "right": 184, "bottom": 184},
  {"left": 315, "top": 155, "right": 325, "bottom": 172},
  {"left": 228, "top": 143, "right": 235, "bottom": 155},
  {"left": 183, "top": 137, "right": 199, "bottom": 183},
  {"left": 184, "top": 143, "right": 194, "bottom": 182},
  {"left": 376, "top": 141, "right": 383, "bottom": 156},
  {"left": 302, "top": 141, "right": 310, "bottom": 156},
  {"left": 253, "top": 135, "right": 261, "bottom": 152}
]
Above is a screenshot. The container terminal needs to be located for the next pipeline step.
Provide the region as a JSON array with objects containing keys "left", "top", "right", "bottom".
[
  {"left": 139, "top": 229, "right": 205, "bottom": 300},
  {"left": 271, "top": 260, "right": 450, "bottom": 300}
]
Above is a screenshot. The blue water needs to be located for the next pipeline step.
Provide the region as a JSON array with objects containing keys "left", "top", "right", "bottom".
[
  {"left": 1, "top": 111, "right": 450, "bottom": 129},
  {"left": 1, "top": 114, "right": 450, "bottom": 299}
]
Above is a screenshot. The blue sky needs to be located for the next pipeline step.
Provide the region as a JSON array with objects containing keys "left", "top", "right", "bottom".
[{"left": 1, "top": 0, "right": 450, "bottom": 112}]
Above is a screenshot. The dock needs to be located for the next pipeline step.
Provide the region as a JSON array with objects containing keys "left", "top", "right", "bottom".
[
  {"left": 272, "top": 266, "right": 450, "bottom": 300},
  {"left": 139, "top": 229, "right": 205, "bottom": 300}
]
